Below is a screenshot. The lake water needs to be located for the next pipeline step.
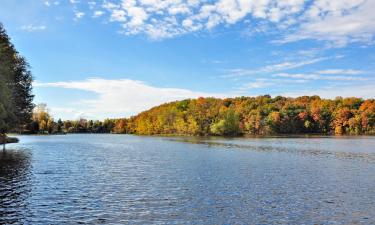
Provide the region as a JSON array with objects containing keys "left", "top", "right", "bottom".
[{"left": 1, "top": 134, "right": 375, "bottom": 224}]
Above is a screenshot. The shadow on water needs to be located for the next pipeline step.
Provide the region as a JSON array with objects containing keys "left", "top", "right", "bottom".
[
  {"left": 167, "top": 137, "right": 375, "bottom": 163},
  {"left": 0, "top": 149, "right": 32, "bottom": 224}
]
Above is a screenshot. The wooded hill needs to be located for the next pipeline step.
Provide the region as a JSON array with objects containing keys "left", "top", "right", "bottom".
[
  {"left": 111, "top": 95, "right": 375, "bottom": 136},
  {"left": 27, "top": 96, "right": 374, "bottom": 136}
]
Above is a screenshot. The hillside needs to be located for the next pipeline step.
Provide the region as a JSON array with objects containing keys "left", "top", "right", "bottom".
[{"left": 111, "top": 95, "right": 375, "bottom": 136}]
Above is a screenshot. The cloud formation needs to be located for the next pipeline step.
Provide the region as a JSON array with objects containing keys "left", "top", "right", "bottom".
[
  {"left": 66, "top": 0, "right": 375, "bottom": 45},
  {"left": 273, "top": 73, "right": 367, "bottom": 81},
  {"left": 98, "top": 0, "right": 307, "bottom": 39},
  {"left": 222, "top": 57, "right": 329, "bottom": 78},
  {"left": 34, "top": 78, "right": 225, "bottom": 119},
  {"left": 93, "top": 10, "right": 105, "bottom": 17},
  {"left": 280, "top": 0, "right": 375, "bottom": 46},
  {"left": 75, "top": 11, "right": 85, "bottom": 19},
  {"left": 21, "top": 24, "right": 46, "bottom": 32},
  {"left": 317, "top": 69, "right": 365, "bottom": 75},
  {"left": 281, "top": 83, "right": 375, "bottom": 99}
]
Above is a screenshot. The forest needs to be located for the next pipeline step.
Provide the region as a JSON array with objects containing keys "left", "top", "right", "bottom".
[
  {"left": 28, "top": 95, "right": 375, "bottom": 136},
  {"left": 113, "top": 96, "right": 375, "bottom": 136}
]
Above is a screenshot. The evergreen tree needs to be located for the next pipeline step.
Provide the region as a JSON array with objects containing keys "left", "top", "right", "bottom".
[
  {"left": 0, "top": 23, "right": 34, "bottom": 147},
  {"left": 12, "top": 56, "right": 34, "bottom": 127}
]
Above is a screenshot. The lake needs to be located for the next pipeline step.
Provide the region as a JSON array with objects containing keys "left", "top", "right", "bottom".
[{"left": 1, "top": 134, "right": 375, "bottom": 224}]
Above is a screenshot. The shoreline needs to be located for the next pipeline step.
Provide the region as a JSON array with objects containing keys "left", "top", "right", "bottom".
[
  {"left": 0, "top": 136, "right": 19, "bottom": 144},
  {"left": 11, "top": 133, "right": 374, "bottom": 138}
]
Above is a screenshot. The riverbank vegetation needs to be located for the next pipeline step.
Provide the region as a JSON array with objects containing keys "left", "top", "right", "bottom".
[
  {"left": 0, "top": 24, "right": 34, "bottom": 147},
  {"left": 113, "top": 96, "right": 375, "bottom": 136},
  {"left": 27, "top": 96, "right": 374, "bottom": 136},
  {"left": 23, "top": 103, "right": 114, "bottom": 134}
]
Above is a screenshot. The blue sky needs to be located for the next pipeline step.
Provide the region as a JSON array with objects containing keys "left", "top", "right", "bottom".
[{"left": 1, "top": 0, "right": 375, "bottom": 119}]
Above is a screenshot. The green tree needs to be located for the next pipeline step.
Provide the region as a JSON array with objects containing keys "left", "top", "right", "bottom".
[
  {"left": 0, "top": 23, "right": 34, "bottom": 148},
  {"left": 211, "top": 110, "right": 241, "bottom": 136},
  {"left": 57, "top": 119, "right": 64, "bottom": 133}
]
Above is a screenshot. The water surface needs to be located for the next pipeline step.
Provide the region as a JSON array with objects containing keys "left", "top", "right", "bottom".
[{"left": 1, "top": 134, "right": 374, "bottom": 224}]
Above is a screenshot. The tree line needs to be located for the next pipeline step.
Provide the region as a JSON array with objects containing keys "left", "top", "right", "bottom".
[
  {"left": 29, "top": 95, "right": 374, "bottom": 136},
  {"left": 114, "top": 96, "right": 375, "bottom": 136},
  {"left": 0, "top": 23, "right": 34, "bottom": 147},
  {"left": 25, "top": 104, "right": 115, "bottom": 134}
]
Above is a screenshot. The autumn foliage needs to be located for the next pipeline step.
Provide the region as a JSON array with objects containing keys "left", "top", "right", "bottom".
[
  {"left": 28, "top": 96, "right": 375, "bottom": 136},
  {"left": 112, "top": 95, "right": 375, "bottom": 136}
]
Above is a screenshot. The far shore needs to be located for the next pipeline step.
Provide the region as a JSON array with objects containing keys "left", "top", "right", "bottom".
[{"left": 8, "top": 133, "right": 374, "bottom": 138}]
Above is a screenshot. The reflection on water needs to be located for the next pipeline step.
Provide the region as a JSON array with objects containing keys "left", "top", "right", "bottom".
[
  {"left": 168, "top": 136, "right": 375, "bottom": 163},
  {"left": 0, "top": 134, "right": 375, "bottom": 224},
  {"left": 0, "top": 149, "right": 32, "bottom": 224}
]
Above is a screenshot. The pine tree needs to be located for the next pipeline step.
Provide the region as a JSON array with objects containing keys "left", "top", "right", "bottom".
[{"left": 0, "top": 23, "right": 34, "bottom": 148}]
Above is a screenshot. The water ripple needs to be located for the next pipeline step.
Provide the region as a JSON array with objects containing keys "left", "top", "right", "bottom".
[{"left": 0, "top": 134, "right": 374, "bottom": 224}]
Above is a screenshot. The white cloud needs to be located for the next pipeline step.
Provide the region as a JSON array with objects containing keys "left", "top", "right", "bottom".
[
  {"left": 236, "top": 77, "right": 308, "bottom": 93},
  {"left": 239, "top": 79, "right": 275, "bottom": 89},
  {"left": 88, "top": 1, "right": 97, "bottom": 9},
  {"left": 281, "top": 0, "right": 375, "bottom": 46},
  {"left": 49, "top": 107, "right": 88, "bottom": 120},
  {"left": 52, "top": 0, "right": 375, "bottom": 44},
  {"left": 34, "top": 78, "right": 226, "bottom": 120},
  {"left": 273, "top": 72, "right": 367, "bottom": 81},
  {"left": 317, "top": 69, "right": 365, "bottom": 75},
  {"left": 44, "top": 0, "right": 60, "bottom": 6},
  {"left": 261, "top": 57, "right": 327, "bottom": 72},
  {"left": 281, "top": 83, "right": 375, "bottom": 99},
  {"left": 93, "top": 10, "right": 105, "bottom": 18},
  {"left": 182, "top": 18, "right": 193, "bottom": 28},
  {"left": 110, "top": 9, "right": 126, "bottom": 22},
  {"left": 126, "top": 6, "right": 148, "bottom": 27},
  {"left": 75, "top": 11, "right": 85, "bottom": 19},
  {"left": 21, "top": 24, "right": 46, "bottom": 32},
  {"left": 95, "top": 0, "right": 308, "bottom": 39},
  {"left": 223, "top": 57, "right": 328, "bottom": 78}
]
